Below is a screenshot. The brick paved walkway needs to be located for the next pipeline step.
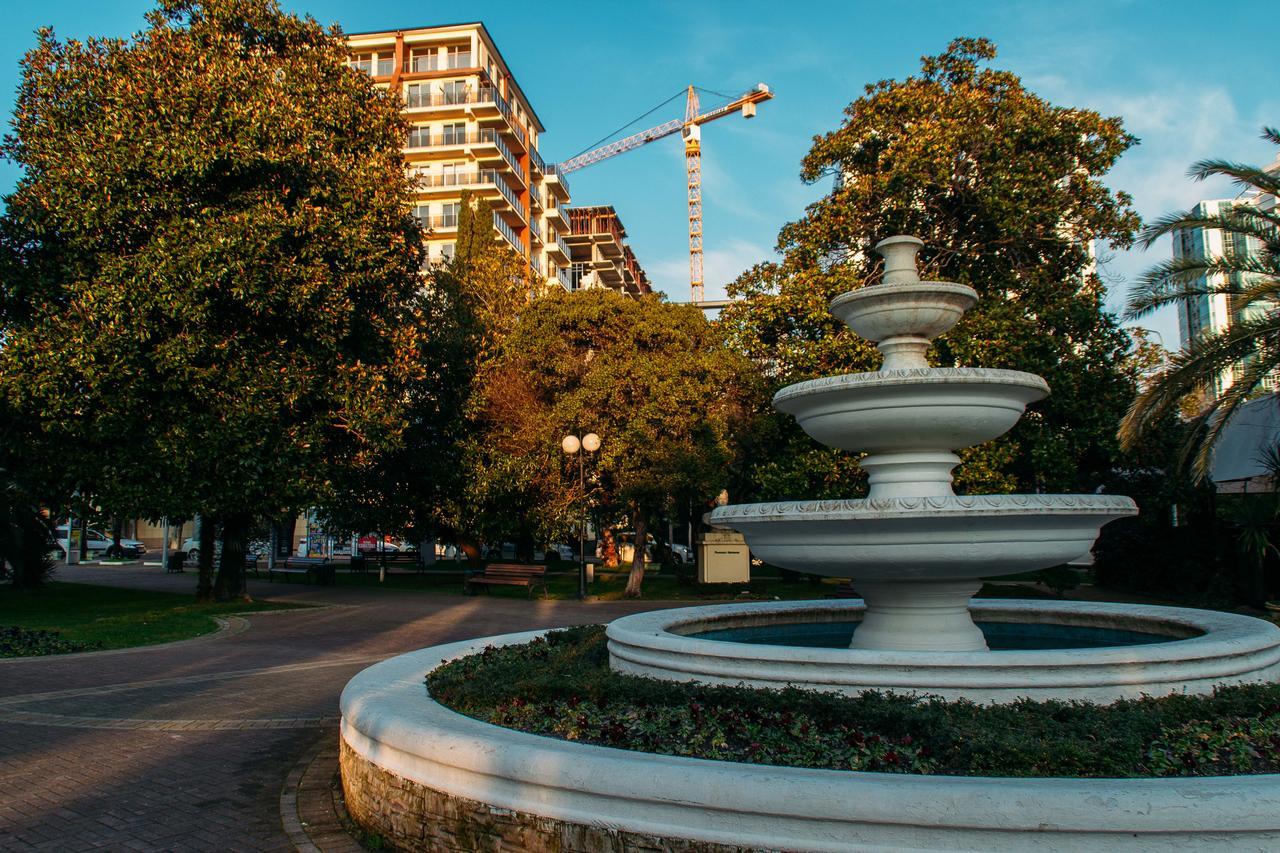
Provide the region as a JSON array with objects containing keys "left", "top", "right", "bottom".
[{"left": 0, "top": 565, "right": 674, "bottom": 851}]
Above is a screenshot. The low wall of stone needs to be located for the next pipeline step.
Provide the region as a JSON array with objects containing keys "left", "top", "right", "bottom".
[{"left": 339, "top": 630, "right": 1280, "bottom": 852}]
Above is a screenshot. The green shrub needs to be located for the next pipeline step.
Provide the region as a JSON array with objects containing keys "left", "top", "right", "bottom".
[
  {"left": 428, "top": 626, "right": 1280, "bottom": 778},
  {"left": 0, "top": 625, "right": 101, "bottom": 657}
]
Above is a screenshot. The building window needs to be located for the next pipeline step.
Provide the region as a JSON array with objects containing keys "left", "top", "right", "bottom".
[
  {"left": 442, "top": 122, "right": 467, "bottom": 145},
  {"left": 440, "top": 243, "right": 456, "bottom": 262},
  {"left": 405, "top": 83, "right": 430, "bottom": 109},
  {"left": 349, "top": 52, "right": 374, "bottom": 74},
  {"left": 442, "top": 81, "right": 467, "bottom": 105},
  {"left": 440, "top": 203, "right": 460, "bottom": 228},
  {"left": 446, "top": 45, "right": 471, "bottom": 70},
  {"left": 408, "top": 48, "right": 436, "bottom": 73},
  {"left": 570, "top": 262, "right": 589, "bottom": 291}
]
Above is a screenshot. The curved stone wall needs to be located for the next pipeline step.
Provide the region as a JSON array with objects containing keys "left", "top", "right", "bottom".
[{"left": 340, "top": 631, "right": 1280, "bottom": 851}]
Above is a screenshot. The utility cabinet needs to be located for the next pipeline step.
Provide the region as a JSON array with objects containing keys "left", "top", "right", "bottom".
[{"left": 697, "top": 530, "right": 750, "bottom": 584}]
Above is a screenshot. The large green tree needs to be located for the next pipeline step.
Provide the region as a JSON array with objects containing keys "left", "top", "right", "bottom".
[
  {"left": 468, "top": 289, "right": 752, "bottom": 596},
  {"left": 721, "top": 38, "right": 1142, "bottom": 499},
  {"left": 0, "top": 0, "right": 428, "bottom": 599},
  {"left": 1120, "top": 128, "right": 1280, "bottom": 479},
  {"left": 319, "top": 193, "right": 538, "bottom": 554}
]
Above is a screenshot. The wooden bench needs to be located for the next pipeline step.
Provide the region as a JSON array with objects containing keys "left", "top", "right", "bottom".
[
  {"left": 357, "top": 550, "right": 422, "bottom": 574},
  {"left": 465, "top": 563, "right": 547, "bottom": 598},
  {"left": 270, "top": 556, "right": 335, "bottom": 585}
]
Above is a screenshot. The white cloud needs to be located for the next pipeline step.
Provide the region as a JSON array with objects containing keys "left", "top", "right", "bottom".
[{"left": 647, "top": 237, "right": 776, "bottom": 303}]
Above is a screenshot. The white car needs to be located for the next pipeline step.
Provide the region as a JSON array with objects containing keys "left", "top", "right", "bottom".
[
  {"left": 180, "top": 536, "right": 269, "bottom": 562},
  {"left": 53, "top": 527, "right": 146, "bottom": 559}
]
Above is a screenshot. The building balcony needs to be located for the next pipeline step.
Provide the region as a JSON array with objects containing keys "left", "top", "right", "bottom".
[
  {"left": 414, "top": 170, "right": 526, "bottom": 223},
  {"left": 350, "top": 57, "right": 395, "bottom": 77},
  {"left": 492, "top": 210, "right": 522, "bottom": 254},
  {"left": 404, "top": 127, "right": 522, "bottom": 176},
  {"left": 556, "top": 268, "right": 572, "bottom": 291},
  {"left": 404, "top": 52, "right": 474, "bottom": 73},
  {"left": 530, "top": 147, "right": 547, "bottom": 176},
  {"left": 402, "top": 86, "right": 527, "bottom": 152},
  {"left": 415, "top": 214, "right": 459, "bottom": 232},
  {"left": 545, "top": 205, "right": 570, "bottom": 232},
  {"left": 547, "top": 233, "right": 571, "bottom": 263},
  {"left": 543, "top": 163, "right": 571, "bottom": 200},
  {"left": 529, "top": 185, "right": 543, "bottom": 210}
]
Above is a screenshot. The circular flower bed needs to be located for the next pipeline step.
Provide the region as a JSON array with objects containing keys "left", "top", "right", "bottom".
[{"left": 428, "top": 625, "right": 1280, "bottom": 778}]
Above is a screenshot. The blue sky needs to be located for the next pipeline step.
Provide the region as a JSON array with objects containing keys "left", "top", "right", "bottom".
[{"left": 1, "top": 0, "right": 1276, "bottom": 348}]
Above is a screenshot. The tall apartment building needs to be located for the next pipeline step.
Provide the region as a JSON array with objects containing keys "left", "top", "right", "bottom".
[
  {"left": 564, "top": 206, "right": 652, "bottom": 296},
  {"left": 345, "top": 23, "right": 573, "bottom": 290},
  {"left": 1173, "top": 163, "right": 1278, "bottom": 398}
]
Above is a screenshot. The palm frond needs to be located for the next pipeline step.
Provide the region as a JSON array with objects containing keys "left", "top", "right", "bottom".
[
  {"left": 1263, "top": 127, "right": 1280, "bottom": 147},
  {"left": 1138, "top": 208, "right": 1280, "bottom": 251},
  {"left": 1119, "top": 311, "right": 1280, "bottom": 479},
  {"left": 1125, "top": 256, "right": 1278, "bottom": 320},
  {"left": 1188, "top": 158, "right": 1280, "bottom": 197}
]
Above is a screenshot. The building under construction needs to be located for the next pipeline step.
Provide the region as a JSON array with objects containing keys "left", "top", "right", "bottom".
[{"left": 565, "top": 206, "right": 652, "bottom": 297}]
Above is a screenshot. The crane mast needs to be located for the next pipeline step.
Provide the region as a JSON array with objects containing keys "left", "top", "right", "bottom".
[
  {"left": 554, "top": 83, "right": 773, "bottom": 304},
  {"left": 684, "top": 87, "right": 704, "bottom": 302}
]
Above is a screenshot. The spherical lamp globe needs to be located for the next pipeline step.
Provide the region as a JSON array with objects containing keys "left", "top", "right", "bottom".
[
  {"left": 561, "top": 435, "right": 581, "bottom": 455},
  {"left": 582, "top": 433, "right": 601, "bottom": 453}
]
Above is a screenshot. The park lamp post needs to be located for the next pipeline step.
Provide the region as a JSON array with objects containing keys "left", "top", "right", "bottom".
[{"left": 561, "top": 432, "right": 601, "bottom": 600}]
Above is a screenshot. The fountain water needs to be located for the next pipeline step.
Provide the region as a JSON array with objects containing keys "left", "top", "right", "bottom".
[{"left": 607, "top": 236, "right": 1280, "bottom": 702}]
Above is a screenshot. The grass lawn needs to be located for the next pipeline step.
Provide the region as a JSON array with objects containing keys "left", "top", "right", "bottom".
[
  {"left": 0, "top": 582, "right": 309, "bottom": 656},
  {"left": 327, "top": 562, "right": 1057, "bottom": 602}
]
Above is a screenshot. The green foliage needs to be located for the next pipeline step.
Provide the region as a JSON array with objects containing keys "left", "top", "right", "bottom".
[
  {"left": 455, "top": 289, "right": 754, "bottom": 592},
  {"left": 0, "top": 1, "right": 432, "bottom": 596},
  {"left": 720, "top": 37, "right": 1141, "bottom": 498},
  {"left": 0, "top": 626, "right": 100, "bottom": 657},
  {"left": 429, "top": 626, "right": 1280, "bottom": 778},
  {"left": 1120, "top": 127, "right": 1280, "bottom": 481}
]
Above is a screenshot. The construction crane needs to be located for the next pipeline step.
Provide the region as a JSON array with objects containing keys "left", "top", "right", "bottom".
[{"left": 556, "top": 84, "right": 773, "bottom": 304}]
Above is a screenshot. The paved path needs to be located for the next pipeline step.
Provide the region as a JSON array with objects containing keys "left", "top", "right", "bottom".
[{"left": 0, "top": 565, "right": 674, "bottom": 851}]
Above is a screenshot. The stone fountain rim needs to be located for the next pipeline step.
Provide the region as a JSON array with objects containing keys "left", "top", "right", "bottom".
[
  {"left": 829, "top": 279, "right": 979, "bottom": 306},
  {"left": 605, "top": 599, "right": 1278, "bottom": 668},
  {"left": 709, "top": 493, "right": 1137, "bottom": 524},
  {"left": 339, "top": 627, "right": 1280, "bottom": 849},
  {"left": 773, "top": 367, "right": 1050, "bottom": 405}
]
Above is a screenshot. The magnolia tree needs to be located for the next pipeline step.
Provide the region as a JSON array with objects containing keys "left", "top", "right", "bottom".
[{"left": 0, "top": 0, "right": 429, "bottom": 599}]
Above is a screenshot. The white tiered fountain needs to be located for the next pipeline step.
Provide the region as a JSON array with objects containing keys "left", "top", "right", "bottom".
[
  {"left": 341, "top": 236, "right": 1280, "bottom": 849},
  {"left": 606, "top": 236, "right": 1280, "bottom": 702}
]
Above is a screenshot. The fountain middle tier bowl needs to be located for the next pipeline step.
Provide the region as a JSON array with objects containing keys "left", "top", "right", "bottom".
[
  {"left": 709, "top": 494, "right": 1137, "bottom": 581},
  {"left": 773, "top": 368, "right": 1050, "bottom": 453}
]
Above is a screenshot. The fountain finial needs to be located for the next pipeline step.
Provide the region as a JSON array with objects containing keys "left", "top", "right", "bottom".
[{"left": 874, "top": 235, "right": 924, "bottom": 285}]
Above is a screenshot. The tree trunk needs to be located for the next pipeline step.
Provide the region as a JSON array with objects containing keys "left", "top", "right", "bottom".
[
  {"left": 196, "top": 516, "right": 216, "bottom": 602},
  {"left": 213, "top": 513, "right": 252, "bottom": 602},
  {"left": 601, "top": 527, "right": 618, "bottom": 568},
  {"left": 624, "top": 511, "right": 647, "bottom": 598}
]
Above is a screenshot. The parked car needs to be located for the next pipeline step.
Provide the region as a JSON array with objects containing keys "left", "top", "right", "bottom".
[
  {"left": 52, "top": 527, "right": 146, "bottom": 559},
  {"left": 668, "top": 543, "right": 694, "bottom": 564},
  {"left": 180, "top": 536, "right": 268, "bottom": 562}
]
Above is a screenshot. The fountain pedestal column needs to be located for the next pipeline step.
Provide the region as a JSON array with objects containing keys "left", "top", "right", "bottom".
[{"left": 852, "top": 579, "right": 987, "bottom": 651}]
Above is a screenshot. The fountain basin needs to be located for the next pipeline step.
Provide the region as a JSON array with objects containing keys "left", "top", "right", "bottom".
[
  {"left": 708, "top": 494, "right": 1136, "bottom": 580},
  {"left": 773, "top": 368, "right": 1048, "bottom": 454},
  {"left": 606, "top": 599, "right": 1280, "bottom": 704},
  {"left": 341, "top": 629, "right": 1280, "bottom": 851}
]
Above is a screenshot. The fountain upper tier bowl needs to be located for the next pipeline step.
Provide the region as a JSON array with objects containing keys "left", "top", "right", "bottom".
[
  {"left": 773, "top": 367, "right": 1049, "bottom": 453},
  {"left": 707, "top": 494, "right": 1136, "bottom": 581}
]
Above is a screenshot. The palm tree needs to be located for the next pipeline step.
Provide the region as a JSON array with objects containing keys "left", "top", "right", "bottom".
[{"left": 1119, "top": 127, "right": 1280, "bottom": 480}]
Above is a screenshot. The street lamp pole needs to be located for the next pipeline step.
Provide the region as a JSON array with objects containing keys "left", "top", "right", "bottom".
[{"left": 562, "top": 432, "right": 601, "bottom": 600}]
